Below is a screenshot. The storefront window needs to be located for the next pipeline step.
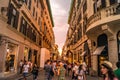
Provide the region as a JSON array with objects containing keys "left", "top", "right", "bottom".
[{"left": 5, "top": 44, "right": 16, "bottom": 72}]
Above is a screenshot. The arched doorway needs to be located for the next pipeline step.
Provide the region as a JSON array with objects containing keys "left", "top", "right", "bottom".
[
  {"left": 117, "top": 31, "right": 120, "bottom": 61},
  {"left": 97, "top": 34, "right": 108, "bottom": 76}
]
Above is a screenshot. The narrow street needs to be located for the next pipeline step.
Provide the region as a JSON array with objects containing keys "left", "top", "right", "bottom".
[
  {"left": 0, "top": 0, "right": 119, "bottom": 80},
  {"left": 0, "top": 69, "right": 101, "bottom": 80}
]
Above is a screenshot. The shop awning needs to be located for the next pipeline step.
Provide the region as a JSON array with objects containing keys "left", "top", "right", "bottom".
[
  {"left": 80, "top": 51, "right": 86, "bottom": 56},
  {"left": 92, "top": 46, "right": 105, "bottom": 55}
]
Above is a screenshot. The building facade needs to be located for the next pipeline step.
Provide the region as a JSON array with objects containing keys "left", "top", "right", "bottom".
[
  {"left": 0, "top": 0, "right": 54, "bottom": 77},
  {"left": 65, "top": 0, "right": 120, "bottom": 76}
]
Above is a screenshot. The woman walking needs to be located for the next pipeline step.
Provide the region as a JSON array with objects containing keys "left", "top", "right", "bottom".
[{"left": 101, "top": 61, "right": 118, "bottom": 80}]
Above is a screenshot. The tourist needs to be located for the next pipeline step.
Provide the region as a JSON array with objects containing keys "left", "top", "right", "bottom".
[
  {"left": 22, "top": 61, "right": 29, "bottom": 80},
  {"left": 76, "top": 64, "right": 86, "bottom": 80},
  {"left": 32, "top": 64, "right": 39, "bottom": 80},
  {"left": 44, "top": 60, "right": 52, "bottom": 80},
  {"left": 101, "top": 61, "right": 118, "bottom": 80},
  {"left": 57, "top": 61, "right": 66, "bottom": 80}
]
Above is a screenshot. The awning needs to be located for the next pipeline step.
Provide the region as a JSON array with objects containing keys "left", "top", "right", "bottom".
[
  {"left": 80, "top": 51, "right": 86, "bottom": 56},
  {"left": 92, "top": 46, "right": 105, "bottom": 55}
]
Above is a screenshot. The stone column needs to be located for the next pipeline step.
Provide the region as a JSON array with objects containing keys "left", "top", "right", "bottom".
[
  {"left": 0, "top": 41, "right": 7, "bottom": 77},
  {"left": 108, "top": 35, "right": 118, "bottom": 70}
]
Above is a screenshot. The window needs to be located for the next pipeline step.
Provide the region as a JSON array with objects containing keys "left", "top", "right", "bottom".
[
  {"left": 44, "top": 23, "right": 47, "bottom": 35},
  {"left": 38, "top": 17, "right": 42, "bottom": 31},
  {"left": 29, "top": 27, "right": 32, "bottom": 39},
  {"left": 77, "top": 0, "right": 81, "bottom": 9},
  {"left": 78, "top": 25, "right": 82, "bottom": 40},
  {"left": 7, "top": 4, "right": 19, "bottom": 29},
  {"left": 83, "top": 1, "right": 87, "bottom": 14},
  {"left": 26, "top": 24, "right": 30, "bottom": 38},
  {"left": 33, "top": 7, "right": 35, "bottom": 16},
  {"left": 77, "top": 14, "right": 82, "bottom": 25},
  {"left": 28, "top": 0, "right": 31, "bottom": 10},
  {"left": 36, "top": 12, "right": 37, "bottom": 20},
  {"left": 20, "top": 18, "right": 27, "bottom": 35},
  {"left": 93, "top": 2, "right": 97, "bottom": 13},
  {"left": 83, "top": 17, "right": 87, "bottom": 34},
  {"left": 39, "top": 36, "right": 42, "bottom": 46},
  {"left": 101, "top": 0, "right": 106, "bottom": 8},
  {"left": 32, "top": 30, "right": 36, "bottom": 42},
  {"left": 109, "top": 0, "right": 117, "bottom": 5}
]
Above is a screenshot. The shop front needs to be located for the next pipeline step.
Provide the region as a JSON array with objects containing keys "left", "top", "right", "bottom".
[
  {"left": 5, "top": 43, "right": 18, "bottom": 73},
  {"left": 0, "top": 36, "right": 19, "bottom": 77}
]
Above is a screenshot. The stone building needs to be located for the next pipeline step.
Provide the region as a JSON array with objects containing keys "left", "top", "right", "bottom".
[
  {"left": 65, "top": 0, "right": 120, "bottom": 76},
  {"left": 0, "top": 0, "right": 54, "bottom": 77}
]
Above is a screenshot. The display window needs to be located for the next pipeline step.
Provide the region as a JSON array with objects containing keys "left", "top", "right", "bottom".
[{"left": 5, "top": 43, "right": 17, "bottom": 72}]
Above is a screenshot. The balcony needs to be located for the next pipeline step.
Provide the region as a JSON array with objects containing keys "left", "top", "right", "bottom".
[{"left": 86, "top": 3, "right": 120, "bottom": 33}]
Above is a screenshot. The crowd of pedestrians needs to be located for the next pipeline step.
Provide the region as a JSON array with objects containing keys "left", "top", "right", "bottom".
[
  {"left": 18, "top": 59, "right": 120, "bottom": 80},
  {"left": 43, "top": 60, "right": 87, "bottom": 80},
  {"left": 43, "top": 60, "right": 120, "bottom": 80},
  {"left": 19, "top": 59, "right": 39, "bottom": 80}
]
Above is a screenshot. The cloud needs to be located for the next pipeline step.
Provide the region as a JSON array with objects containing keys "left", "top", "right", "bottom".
[{"left": 50, "top": 0, "right": 71, "bottom": 49}]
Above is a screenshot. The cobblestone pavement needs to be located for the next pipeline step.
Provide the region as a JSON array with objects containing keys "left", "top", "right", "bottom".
[{"left": 0, "top": 69, "right": 102, "bottom": 80}]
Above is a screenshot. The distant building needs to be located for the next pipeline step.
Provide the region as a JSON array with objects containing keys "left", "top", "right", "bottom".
[
  {"left": 65, "top": 0, "right": 120, "bottom": 76},
  {"left": 0, "top": 0, "right": 54, "bottom": 77}
]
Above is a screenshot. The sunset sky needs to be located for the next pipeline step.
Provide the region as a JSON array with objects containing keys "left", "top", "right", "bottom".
[{"left": 50, "top": 0, "right": 71, "bottom": 51}]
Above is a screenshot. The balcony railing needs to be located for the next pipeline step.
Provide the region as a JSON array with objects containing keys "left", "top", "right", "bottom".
[{"left": 87, "top": 3, "right": 120, "bottom": 29}]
